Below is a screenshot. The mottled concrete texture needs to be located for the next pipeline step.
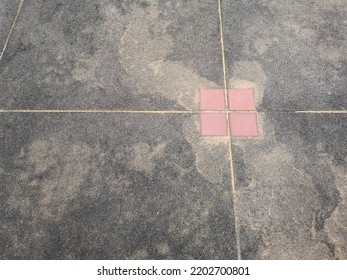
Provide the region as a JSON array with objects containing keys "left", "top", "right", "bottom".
[
  {"left": 222, "top": 0, "right": 347, "bottom": 110},
  {"left": 0, "top": 0, "right": 346, "bottom": 260},
  {"left": 0, "top": 0, "right": 222, "bottom": 110},
  {"left": 222, "top": 0, "right": 347, "bottom": 259},
  {"left": 0, "top": 114, "right": 237, "bottom": 259},
  {"left": 233, "top": 113, "right": 347, "bottom": 259}
]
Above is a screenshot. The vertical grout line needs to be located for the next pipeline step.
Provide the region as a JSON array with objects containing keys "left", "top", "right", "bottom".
[
  {"left": 217, "top": 0, "right": 242, "bottom": 260},
  {"left": 0, "top": 0, "right": 25, "bottom": 62}
]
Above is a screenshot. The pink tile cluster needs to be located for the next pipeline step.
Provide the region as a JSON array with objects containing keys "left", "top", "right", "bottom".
[{"left": 200, "top": 89, "right": 258, "bottom": 137}]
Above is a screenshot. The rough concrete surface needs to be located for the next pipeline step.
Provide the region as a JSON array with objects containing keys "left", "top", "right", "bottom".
[
  {"left": 233, "top": 113, "right": 347, "bottom": 259},
  {"left": 0, "top": 0, "right": 346, "bottom": 259},
  {"left": 0, "top": 113, "right": 237, "bottom": 259},
  {"left": 223, "top": 0, "right": 347, "bottom": 110}
]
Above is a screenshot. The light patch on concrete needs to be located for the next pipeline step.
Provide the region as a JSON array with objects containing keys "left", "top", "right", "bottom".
[
  {"left": 229, "top": 61, "right": 267, "bottom": 107},
  {"left": 27, "top": 140, "right": 57, "bottom": 175},
  {"left": 182, "top": 116, "right": 229, "bottom": 184},
  {"left": 120, "top": 5, "right": 173, "bottom": 72},
  {"left": 117, "top": 3, "right": 217, "bottom": 110},
  {"left": 128, "top": 142, "right": 166, "bottom": 175},
  {"left": 129, "top": 249, "right": 148, "bottom": 260},
  {"left": 253, "top": 38, "right": 277, "bottom": 55},
  {"left": 8, "top": 139, "right": 96, "bottom": 221},
  {"left": 156, "top": 242, "right": 170, "bottom": 255}
]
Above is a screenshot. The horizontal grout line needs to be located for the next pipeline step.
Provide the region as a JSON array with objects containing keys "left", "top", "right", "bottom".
[
  {"left": 0, "top": 109, "right": 346, "bottom": 114},
  {"left": 0, "top": 109, "right": 256, "bottom": 114},
  {"left": 295, "top": 110, "right": 347, "bottom": 114},
  {"left": 0, "top": 109, "right": 198, "bottom": 114},
  {"left": 258, "top": 108, "right": 295, "bottom": 113}
]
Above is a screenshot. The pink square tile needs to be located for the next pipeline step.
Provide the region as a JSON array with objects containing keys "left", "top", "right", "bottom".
[
  {"left": 200, "top": 89, "right": 226, "bottom": 110},
  {"left": 230, "top": 113, "right": 258, "bottom": 137},
  {"left": 228, "top": 88, "right": 256, "bottom": 110},
  {"left": 200, "top": 113, "right": 228, "bottom": 136}
]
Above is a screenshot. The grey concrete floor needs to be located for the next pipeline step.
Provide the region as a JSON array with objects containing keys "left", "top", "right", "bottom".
[{"left": 0, "top": 0, "right": 346, "bottom": 259}]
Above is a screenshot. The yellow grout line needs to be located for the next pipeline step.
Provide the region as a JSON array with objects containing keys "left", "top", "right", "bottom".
[
  {"left": 1, "top": 109, "right": 345, "bottom": 114},
  {"left": 0, "top": 109, "right": 262, "bottom": 114},
  {"left": 295, "top": 110, "right": 347, "bottom": 114},
  {"left": 0, "top": 0, "right": 25, "bottom": 62},
  {"left": 218, "top": 0, "right": 242, "bottom": 260},
  {"left": 0, "top": 109, "right": 198, "bottom": 114}
]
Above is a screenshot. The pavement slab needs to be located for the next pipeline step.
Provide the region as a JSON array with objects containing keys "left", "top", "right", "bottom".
[
  {"left": 0, "top": 0, "right": 223, "bottom": 110},
  {"left": 222, "top": 0, "right": 347, "bottom": 111},
  {"left": 0, "top": 113, "right": 237, "bottom": 259},
  {"left": 233, "top": 113, "right": 347, "bottom": 259}
]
